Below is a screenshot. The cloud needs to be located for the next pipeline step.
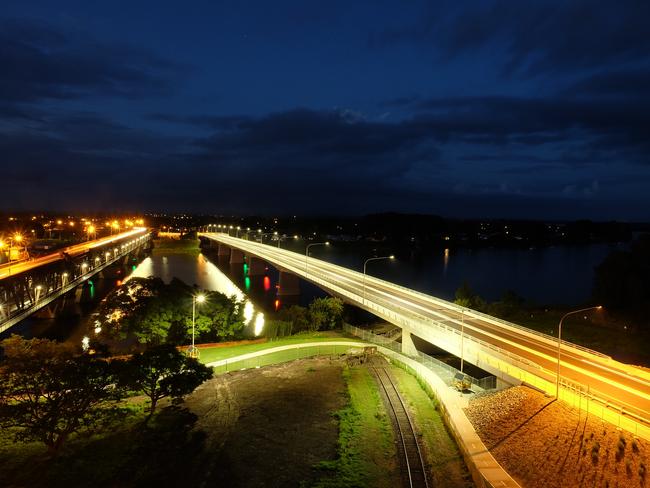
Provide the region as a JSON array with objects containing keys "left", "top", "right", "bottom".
[
  {"left": 0, "top": 17, "right": 183, "bottom": 104},
  {"left": 370, "top": 1, "right": 650, "bottom": 78}
]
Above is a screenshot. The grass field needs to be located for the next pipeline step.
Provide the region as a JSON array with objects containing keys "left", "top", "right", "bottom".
[
  {"left": 197, "top": 331, "right": 359, "bottom": 364},
  {"left": 313, "top": 365, "right": 399, "bottom": 487}
]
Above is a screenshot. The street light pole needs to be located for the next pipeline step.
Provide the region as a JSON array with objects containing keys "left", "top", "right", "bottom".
[
  {"left": 189, "top": 294, "right": 206, "bottom": 359},
  {"left": 362, "top": 255, "right": 394, "bottom": 305},
  {"left": 305, "top": 242, "right": 330, "bottom": 273},
  {"left": 460, "top": 308, "right": 465, "bottom": 373},
  {"left": 556, "top": 305, "right": 602, "bottom": 398}
]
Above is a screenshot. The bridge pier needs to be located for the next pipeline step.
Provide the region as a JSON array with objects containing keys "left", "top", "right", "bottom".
[
  {"left": 248, "top": 257, "right": 266, "bottom": 276},
  {"left": 229, "top": 249, "right": 245, "bottom": 264},
  {"left": 401, "top": 328, "right": 418, "bottom": 357},
  {"left": 277, "top": 271, "right": 300, "bottom": 296},
  {"left": 217, "top": 244, "right": 231, "bottom": 257}
]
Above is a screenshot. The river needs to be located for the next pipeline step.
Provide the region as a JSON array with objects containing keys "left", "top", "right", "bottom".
[{"left": 2, "top": 240, "right": 620, "bottom": 345}]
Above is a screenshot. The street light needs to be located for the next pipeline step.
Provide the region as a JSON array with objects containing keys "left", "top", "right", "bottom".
[
  {"left": 189, "top": 294, "right": 206, "bottom": 358},
  {"left": 556, "top": 305, "right": 602, "bottom": 398},
  {"left": 305, "top": 242, "right": 330, "bottom": 273},
  {"left": 236, "top": 226, "right": 241, "bottom": 238},
  {"left": 362, "top": 255, "right": 394, "bottom": 304}
]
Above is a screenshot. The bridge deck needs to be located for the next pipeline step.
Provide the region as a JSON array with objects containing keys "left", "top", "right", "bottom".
[{"left": 201, "top": 233, "right": 650, "bottom": 435}]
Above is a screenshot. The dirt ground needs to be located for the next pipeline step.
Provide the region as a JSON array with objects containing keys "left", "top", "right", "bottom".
[
  {"left": 184, "top": 357, "right": 346, "bottom": 487},
  {"left": 465, "top": 386, "right": 649, "bottom": 488}
]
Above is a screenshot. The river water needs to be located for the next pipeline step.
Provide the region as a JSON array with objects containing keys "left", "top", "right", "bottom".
[{"left": 3, "top": 240, "right": 620, "bottom": 345}]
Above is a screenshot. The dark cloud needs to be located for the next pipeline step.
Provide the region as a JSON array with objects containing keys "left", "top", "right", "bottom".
[
  {"left": 370, "top": 1, "right": 650, "bottom": 77},
  {"left": 0, "top": 18, "right": 182, "bottom": 104},
  {"left": 565, "top": 69, "right": 650, "bottom": 99},
  {"left": 149, "top": 113, "right": 251, "bottom": 131}
]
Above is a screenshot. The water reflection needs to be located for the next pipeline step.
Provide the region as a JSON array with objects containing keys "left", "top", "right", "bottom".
[{"left": 130, "top": 254, "right": 265, "bottom": 336}]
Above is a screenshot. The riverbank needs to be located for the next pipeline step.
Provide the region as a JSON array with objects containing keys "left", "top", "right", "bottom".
[{"left": 152, "top": 237, "right": 200, "bottom": 255}]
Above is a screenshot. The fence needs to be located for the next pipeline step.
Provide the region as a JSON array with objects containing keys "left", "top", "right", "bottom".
[
  {"left": 344, "top": 324, "right": 496, "bottom": 391},
  {"left": 210, "top": 343, "right": 360, "bottom": 374}
]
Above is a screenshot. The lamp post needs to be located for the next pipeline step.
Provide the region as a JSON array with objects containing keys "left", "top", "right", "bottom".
[
  {"left": 189, "top": 294, "right": 206, "bottom": 358},
  {"left": 305, "top": 242, "right": 329, "bottom": 273},
  {"left": 460, "top": 307, "right": 465, "bottom": 373},
  {"left": 277, "top": 234, "right": 299, "bottom": 249},
  {"left": 362, "top": 255, "right": 394, "bottom": 305},
  {"left": 236, "top": 226, "right": 241, "bottom": 238},
  {"left": 258, "top": 231, "right": 275, "bottom": 244},
  {"left": 556, "top": 306, "right": 602, "bottom": 398}
]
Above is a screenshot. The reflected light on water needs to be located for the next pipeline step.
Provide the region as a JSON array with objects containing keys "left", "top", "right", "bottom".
[
  {"left": 254, "top": 313, "right": 265, "bottom": 336},
  {"left": 243, "top": 301, "right": 254, "bottom": 323},
  {"left": 443, "top": 248, "right": 450, "bottom": 273},
  {"left": 129, "top": 254, "right": 265, "bottom": 336}
]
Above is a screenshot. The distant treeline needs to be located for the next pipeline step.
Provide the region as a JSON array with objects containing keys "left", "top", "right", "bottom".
[
  {"left": 156, "top": 213, "right": 637, "bottom": 248},
  {"left": 593, "top": 234, "right": 650, "bottom": 324}
]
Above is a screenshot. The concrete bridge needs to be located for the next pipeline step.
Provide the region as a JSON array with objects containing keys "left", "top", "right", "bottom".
[
  {"left": 200, "top": 232, "right": 650, "bottom": 440},
  {"left": 0, "top": 228, "right": 152, "bottom": 333}
]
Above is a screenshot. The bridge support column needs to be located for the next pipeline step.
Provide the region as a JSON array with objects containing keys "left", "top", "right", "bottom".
[
  {"left": 277, "top": 271, "right": 300, "bottom": 296},
  {"left": 229, "top": 249, "right": 244, "bottom": 264},
  {"left": 217, "top": 244, "right": 231, "bottom": 257},
  {"left": 401, "top": 328, "right": 418, "bottom": 357},
  {"left": 248, "top": 257, "right": 266, "bottom": 276}
]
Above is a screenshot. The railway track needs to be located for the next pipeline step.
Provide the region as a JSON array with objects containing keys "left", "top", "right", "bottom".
[{"left": 370, "top": 359, "right": 430, "bottom": 488}]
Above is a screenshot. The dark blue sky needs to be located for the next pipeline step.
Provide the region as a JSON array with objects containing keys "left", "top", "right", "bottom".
[{"left": 2, "top": 0, "right": 650, "bottom": 220}]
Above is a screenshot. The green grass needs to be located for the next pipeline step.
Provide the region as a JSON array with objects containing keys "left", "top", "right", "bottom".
[
  {"left": 198, "top": 331, "right": 358, "bottom": 364},
  {"left": 311, "top": 366, "right": 398, "bottom": 488},
  {"left": 389, "top": 365, "right": 472, "bottom": 488},
  {"left": 211, "top": 343, "right": 358, "bottom": 373}
]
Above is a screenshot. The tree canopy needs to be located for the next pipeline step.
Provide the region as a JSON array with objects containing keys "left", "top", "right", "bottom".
[
  {"left": 96, "top": 277, "right": 246, "bottom": 346},
  {"left": 0, "top": 336, "right": 124, "bottom": 455},
  {"left": 120, "top": 343, "right": 213, "bottom": 418}
]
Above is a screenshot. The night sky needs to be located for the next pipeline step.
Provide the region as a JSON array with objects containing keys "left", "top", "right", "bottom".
[{"left": 2, "top": 1, "right": 650, "bottom": 220}]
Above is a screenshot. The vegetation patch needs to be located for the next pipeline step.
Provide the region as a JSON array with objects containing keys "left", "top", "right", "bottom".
[{"left": 312, "top": 366, "right": 398, "bottom": 488}]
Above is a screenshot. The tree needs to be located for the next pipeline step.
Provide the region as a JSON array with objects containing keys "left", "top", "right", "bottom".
[
  {"left": 308, "top": 297, "right": 344, "bottom": 331},
  {"left": 454, "top": 282, "right": 486, "bottom": 311},
  {"left": 97, "top": 277, "right": 247, "bottom": 346},
  {"left": 123, "top": 344, "right": 213, "bottom": 419},
  {"left": 278, "top": 305, "right": 310, "bottom": 333},
  {"left": 0, "top": 336, "right": 123, "bottom": 455}
]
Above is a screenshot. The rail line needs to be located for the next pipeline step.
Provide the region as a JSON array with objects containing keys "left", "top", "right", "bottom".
[{"left": 370, "top": 359, "right": 430, "bottom": 488}]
